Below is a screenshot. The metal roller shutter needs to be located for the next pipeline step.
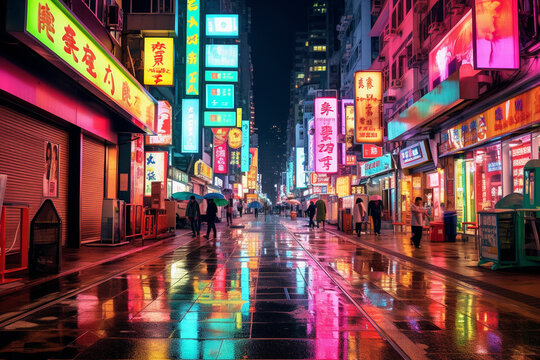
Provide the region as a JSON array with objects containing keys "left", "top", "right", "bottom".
[
  {"left": 81, "top": 136, "right": 105, "bottom": 243},
  {"left": 0, "top": 105, "right": 69, "bottom": 247}
]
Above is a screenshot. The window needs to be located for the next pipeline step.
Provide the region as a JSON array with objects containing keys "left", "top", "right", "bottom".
[
  {"left": 406, "top": 0, "right": 412, "bottom": 13},
  {"left": 313, "top": 45, "right": 327, "bottom": 52}
]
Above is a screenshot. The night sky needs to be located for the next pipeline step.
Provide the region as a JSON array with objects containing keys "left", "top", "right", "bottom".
[{"left": 247, "top": 0, "right": 312, "bottom": 201}]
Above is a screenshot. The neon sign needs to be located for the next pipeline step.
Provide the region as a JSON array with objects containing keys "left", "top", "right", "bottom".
[
  {"left": 354, "top": 71, "right": 383, "bottom": 143},
  {"left": 314, "top": 97, "right": 338, "bottom": 174},
  {"left": 144, "top": 37, "right": 173, "bottom": 86},
  {"left": 185, "top": 0, "right": 200, "bottom": 95},
  {"left": 181, "top": 99, "right": 199, "bottom": 153}
]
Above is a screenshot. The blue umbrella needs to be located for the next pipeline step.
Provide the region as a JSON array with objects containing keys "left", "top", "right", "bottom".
[
  {"left": 204, "top": 193, "right": 225, "bottom": 200},
  {"left": 247, "top": 201, "right": 262, "bottom": 209},
  {"left": 172, "top": 192, "right": 203, "bottom": 201}
]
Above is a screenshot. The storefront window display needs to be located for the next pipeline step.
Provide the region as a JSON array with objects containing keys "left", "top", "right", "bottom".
[
  {"left": 455, "top": 157, "right": 476, "bottom": 229},
  {"left": 475, "top": 144, "right": 502, "bottom": 211},
  {"left": 426, "top": 170, "right": 444, "bottom": 219},
  {"left": 508, "top": 134, "right": 531, "bottom": 194}
]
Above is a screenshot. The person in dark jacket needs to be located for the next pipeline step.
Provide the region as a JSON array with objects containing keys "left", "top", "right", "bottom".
[
  {"left": 368, "top": 199, "right": 383, "bottom": 235},
  {"left": 185, "top": 196, "right": 200, "bottom": 237},
  {"left": 205, "top": 198, "right": 218, "bottom": 239},
  {"left": 307, "top": 201, "right": 316, "bottom": 229}
]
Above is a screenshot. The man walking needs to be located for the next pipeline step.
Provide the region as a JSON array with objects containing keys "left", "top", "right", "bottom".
[
  {"left": 226, "top": 198, "right": 233, "bottom": 226},
  {"left": 315, "top": 199, "right": 326, "bottom": 229},
  {"left": 237, "top": 200, "right": 243, "bottom": 217},
  {"left": 205, "top": 198, "right": 218, "bottom": 239},
  {"left": 411, "top": 197, "right": 428, "bottom": 249},
  {"left": 186, "top": 196, "right": 200, "bottom": 237},
  {"left": 368, "top": 198, "right": 383, "bottom": 235},
  {"left": 307, "top": 201, "right": 316, "bottom": 229}
]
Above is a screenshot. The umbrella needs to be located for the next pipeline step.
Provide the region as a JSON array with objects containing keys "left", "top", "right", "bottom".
[
  {"left": 370, "top": 195, "right": 382, "bottom": 201},
  {"left": 286, "top": 199, "right": 301, "bottom": 205},
  {"left": 172, "top": 192, "right": 203, "bottom": 201},
  {"left": 213, "top": 198, "right": 228, "bottom": 206},
  {"left": 204, "top": 193, "right": 225, "bottom": 200},
  {"left": 247, "top": 201, "right": 263, "bottom": 209}
]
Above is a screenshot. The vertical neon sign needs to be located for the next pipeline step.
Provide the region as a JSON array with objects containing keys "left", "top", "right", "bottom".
[
  {"left": 314, "top": 97, "right": 338, "bottom": 174},
  {"left": 241, "top": 120, "right": 250, "bottom": 172},
  {"left": 308, "top": 120, "right": 314, "bottom": 171},
  {"left": 185, "top": 0, "right": 200, "bottom": 95},
  {"left": 181, "top": 99, "right": 199, "bottom": 153}
]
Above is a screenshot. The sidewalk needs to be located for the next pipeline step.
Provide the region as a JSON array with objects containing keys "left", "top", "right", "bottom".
[{"left": 287, "top": 215, "right": 540, "bottom": 305}]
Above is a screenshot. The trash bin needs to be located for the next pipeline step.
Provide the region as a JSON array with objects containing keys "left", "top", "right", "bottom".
[
  {"left": 443, "top": 211, "right": 457, "bottom": 242},
  {"left": 430, "top": 221, "right": 445, "bottom": 242},
  {"left": 290, "top": 211, "right": 297, "bottom": 220},
  {"left": 30, "top": 199, "right": 61, "bottom": 275},
  {"left": 342, "top": 213, "right": 352, "bottom": 234}
]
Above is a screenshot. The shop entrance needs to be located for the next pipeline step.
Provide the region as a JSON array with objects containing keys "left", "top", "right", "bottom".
[{"left": 455, "top": 157, "right": 476, "bottom": 230}]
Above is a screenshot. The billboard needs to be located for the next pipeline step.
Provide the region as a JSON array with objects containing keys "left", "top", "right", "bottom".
[
  {"left": 146, "top": 101, "right": 172, "bottom": 145},
  {"left": 354, "top": 71, "right": 383, "bottom": 144},
  {"left": 205, "top": 70, "right": 238, "bottom": 82},
  {"left": 181, "top": 99, "right": 199, "bottom": 153},
  {"left": 145, "top": 151, "right": 168, "bottom": 196},
  {"left": 206, "top": 45, "right": 239, "bottom": 68},
  {"left": 241, "top": 120, "right": 250, "bottom": 172},
  {"left": 473, "top": 0, "right": 519, "bottom": 70},
  {"left": 144, "top": 37, "right": 173, "bottom": 86},
  {"left": 206, "top": 14, "right": 239, "bottom": 37},
  {"left": 342, "top": 99, "right": 355, "bottom": 149},
  {"left": 296, "top": 147, "right": 307, "bottom": 189},
  {"left": 204, "top": 111, "right": 236, "bottom": 127},
  {"left": 314, "top": 97, "right": 338, "bottom": 173},
  {"left": 185, "top": 0, "right": 200, "bottom": 95},
  {"left": 206, "top": 84, "right": 234, "bottom": 109}
]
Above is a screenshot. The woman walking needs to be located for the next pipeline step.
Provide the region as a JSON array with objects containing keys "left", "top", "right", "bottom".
[{"left": 353, "top": 198, "right": 366, "bottom": 237}]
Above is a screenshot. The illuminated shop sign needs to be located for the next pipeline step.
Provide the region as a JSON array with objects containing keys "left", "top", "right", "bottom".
[
  {"left": 336, "top": 176, "right": 351, "bottom": 198},
  {"left": 247, "top": 148, "right": 258, "bottom": 189},
  {"left": 236, "top": 108, "right": 242, "bottom": 128},
  {"left": 308, "top": 120, "right": 315, "bottom": 171},
  {"left": 194, "top": 160, "right": 212, "bottom": 182},
  {"left": 144, "top": 37, "right": 173, "bottom": 86},
  {"left": 361, "top": 154, "right": 393, "bottom": 177},
  {"left": 204, "top": 111, "right": 236, "bottom": 127},
  {"left": 206, "top": 14, "right": 239, "bottom": 37},
  {"left": 145, "top": 151, "right": 168, "bottom": 196},
  {"left": 205, "top": 70, "right": 238, "bottom": 82},
  {"left": 241, "top": 120, "right": 250, "bottom": 172},
  {"left": 342, "top": 100, "right": 355, "bottom": 149},
  {"left": 206, "top": 84, "right": 234, "bottom": 109},
  {"left": 212, "top": 128, "right": 229, "bottom": 174},
  {"left": 296, "top": 147, "right": 307, "bottom": 189},
  {"left": 185, "top": 0, "right": 200, "bottom": 95},
  {"left": 354, "top": 71, "right": 383, "bottom": 143},
  {"left": 314, "top": 97, "right": 338, "bottom": 174},
  {"left": 400, "top": 141, "right": 430, "bottom": 169},
  {"left": 363, "top": 144, "right": 382, "bottom": 158},
  {"left": 146, "top": 101, "right": 172, "bottom": 145},
  {"left": 345, "top": 155, "right": 357, "bottom": 166},
  {"left": 181, "top": 99, "right": 199, "bottom": 153},
  {"left": 206, "top": 44, "right": 238, "bottom": 68},
  {"left": 473, "top": 0, "right": 519, "bottom": 70},
  {"left": 310, "top": 173, "right": 330, "bottom": 185},
  {"left": 228, "top": 128, "right": 242, "bottom": 149},
  {"left": 8, "top": 0, "right": 157, "bottom": 133}
]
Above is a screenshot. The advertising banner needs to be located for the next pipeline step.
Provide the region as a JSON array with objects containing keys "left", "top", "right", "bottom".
[
  {"left": 185, "top": 0, "right": 200, "bottom": 95},
  {"left": 212, "top": 128, "right": 229, "bottom": 174},
  {"left": 247, "top": 148, "right": 258, "bottom": 189},
  {"left": 310, "top": 173, "right": 330, "bottom": 185},
  {"left": 43, "top": 141, "right": 59, "bottom": 197},
  {"left": 354, "top": 71, "right": 383, "bottom": 143},
  {"left": 342, "top": 100, "right": 355, "bottom": 149},
  {"left": 206, "top": 14, "right": 239, "bottom": 37},
  {"left": 145, "top": 151, "right": 167, "bottom": 196},
  {"left": 146, "top": 101, "right": 172, "bottom": 145},
  {"left": 296, "top": 147, "right": 307, "bottom": 189},
  {"left": 144, "top": 37, "right": 173, "bottom": 86},
  {"left": 308, "top": 120, "right": 315, "bottom": 171},
  {"left": 206, "top": 44, "right": 239, "bottom": 68},
  {"left": 181, "top": 99, "right": 199, "bottom": 153},
  {"left": 206, "top": 84, "right": 234, "bottom": 109},
  {"left": 314, "top": 97, "right": 338, "bottom": 173}
]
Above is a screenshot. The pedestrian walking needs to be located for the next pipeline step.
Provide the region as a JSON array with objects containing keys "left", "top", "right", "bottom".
[
  {"left": 368, "top": 198, "right": 383, "bottom": 235},
  {"left": 411, "top": 197, "right": 428, "bottom": 249},
  {"left": 186, "top": 196, "right": 200, "bottom": 237},
  {"left": 315, "top": 199, "right": 326, "bottom": 229},
  {"left": 226, "top": 198, "right": 233, "bottom": 226},
  {"left": 254, "top": 207, "right": 259, "bottom": 218},
  {"left": 237, "top": 200, "right": 243, "bottom": 217},
  {"left": 204, "top": 198, "right": 218, "bottom": 239},
  {"left": 353, "top": 198, "right": 366, "bottom": 237},
  {"left": 307, "top": 201, "right": 316, "bottom": 229}
]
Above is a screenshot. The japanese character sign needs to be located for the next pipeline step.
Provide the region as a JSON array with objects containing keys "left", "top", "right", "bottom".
[
  {"left": 314, "top": 97, "right": 338, "bottom": 173},
  {"left": 354, "top": 71, "right": 383, "bottom": 144},
  {"left": 144, "top": 37, "right": 174, "bottom": 86}
]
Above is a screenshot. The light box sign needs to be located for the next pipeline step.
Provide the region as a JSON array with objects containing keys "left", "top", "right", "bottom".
[
  {"left": 354, "top": 71, "right": 383, "bottom": 143},
  {"left": 241, "top": 120, "right": 250, "bottom": 172},
  {"left": 146, "top": 101, "right": 172, "bottom": 145},
  {"left": 228, "top": 128, "right": 242, "bottom": 149},
  {"left": 204, "top": 111, "right": 236, "bottom": 127},
  {"left": 363, "top": 144, "right": 382, "bottom": 158},
  {"left": 236, "top": 108, "right": 242, "bottom": 127},
  {"left": 206, "top": 45, "right": 238, "bottom": 68},
  {"left": 205, "top": 70, "right": 238, "bottom": 82},
  {"left": 195, "top": 160, "right": 212, "bottom": 182},
  {"left": 212, "top": 128, "right": 229, "bottom": 174},
  {"left": 181, "top": 99, "right": 199, "bottom": 153},
  {"left": 296, "top": 147, "right": 307, "bottom": 189},
  {"left": 311, "top": 173, "right": 330, "bottom": 185},
  {"left": 400, "top": 141, "right": 431, "bottom": 169},
  {"left": 345, "top": 155, "right": 357, "bottom": 166},
  {"left": 9, "top": 0, "right": 156, "bottom": 133},
  {"left": 206, "top": 14, "right": 239, "bottom": 37},
  {"left": 336, "top": 176, "right": 351, "bottom": 198},
  {"left": 361, "top": 154, "right": 393, "bottom": 177},
  {"left": 185, "top": 0, "right": 200, "bottom": 95},
  {"left": 144, "top": 37, "right": 173, "bottom": 86},
  {"left": 429, "top": 11, "right": 473, "bottom": 90},
  {"left": 473, "top": 0, "right": 519, "bottom": 70},
  {"left": 145, "top": 151, "right": 168, "bottom": 196},
  {"left": 314, "top": 97, "right": 338, "bottom": 174},
  {"left": 247, "top": 148, "right": 258, "bottom": 189},
  {"left": 206, "top": 84, "right": 234, "bottom": 109},
  {"left": 308, "top": 120, "right": 314, "bottom": 171},
  {"left": 342, "top": 100, "right": 355, "bottom": 149}
]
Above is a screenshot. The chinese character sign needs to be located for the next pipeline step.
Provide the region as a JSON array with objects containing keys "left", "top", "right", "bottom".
[
  {"left": 247, "top": 148, "right": 258, "bottom": 189},
  {"left": 296, "top": 147, "right": 307, "bottom": 189},
  {"left": 25, "top": 0, "right": 156, "bottom": 133},
  {"left": 241, "top": 120, "right": 250, "bottom": 172},
  {"left": 185, "top": 0, "right": 200, "bottom": 95},
  {"left": 212, "top": 128, "right": 229, "bottom": 174},
  {"left": 144, "top": 37, "right": 173, "bottom": 86},
  {"left": 181, "top": 99, "right": 199, "bottom": 153},
  {"left": 314, "top": 97, "right": 338, "bottom": 173},
  {"left": 145, "top": 151, "right": 167, "bottom": 196},
  {"left": 354, "top": 71, "right": 383, "bottom": 144},
  {"left": 336, "top": 176, "right": 351, "bottom": 198},
  {"left": 341, "top": 100, "right": 355, "bottom": 149},
  {"left": 308, "top": 120, "right": 314, "bottom": 171},
  {"left": 146, "top": 101, "right": 172, "bottom": 145}
]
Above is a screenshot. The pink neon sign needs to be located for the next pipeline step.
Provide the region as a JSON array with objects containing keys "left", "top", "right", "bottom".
[
  {"left": 315, "top": 97, "right": 338, "bottom": 174},
  {"left": 473, "top": 0, "right": 519, "bottom": 70}
]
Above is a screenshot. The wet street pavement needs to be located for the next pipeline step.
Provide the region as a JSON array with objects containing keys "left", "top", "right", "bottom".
[{"left": 1, "top": 216, "right": 539, "bottom": 359}]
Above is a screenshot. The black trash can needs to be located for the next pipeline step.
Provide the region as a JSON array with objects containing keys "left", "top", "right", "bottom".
[
  {"left": 30, "top": 199, "right": 61, "bottom": 275},
  {"left": 443, "top": 211, "right": 457, "bottom": 242}
]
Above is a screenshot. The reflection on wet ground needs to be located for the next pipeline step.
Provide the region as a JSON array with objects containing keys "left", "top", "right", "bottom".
[
  {"left": 284, "top": 221, "right": 540, "bottom": 360},
  {"left": 0, "top": 217, "right": 400, "bottom": 359}
]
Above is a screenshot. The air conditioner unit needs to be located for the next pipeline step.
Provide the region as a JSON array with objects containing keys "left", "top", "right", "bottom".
[
  {"left": 106, "top": 4, "right": 123, "bottom": 31},
  {"left": 428, "top": 22, "right": 444, "bottom": 35},
  {"left": 407, "top": 53, "right": 425, "bottom": 69},
  {"left": 414, "top": 0, "right": 428, "bottom": 12},
  {"left": 383, "top": 95, "right": 396, "bottom": 103},
  {"left": 371, "top": 0, "right": 382, "bottom": 15},
  {"left": 391, "top": 79, "right": 402, "bottom": 88}
]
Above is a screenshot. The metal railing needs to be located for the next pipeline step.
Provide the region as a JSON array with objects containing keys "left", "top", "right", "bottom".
[{"left": 1, "top": 203, "right": 29, "bottom": 284}]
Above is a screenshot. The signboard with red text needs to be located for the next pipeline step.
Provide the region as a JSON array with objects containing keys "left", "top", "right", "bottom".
[
  {"left": 144, "top": 37, "right": 174, "bottom": 86},
  {"left": 314, "top": 97, "right": 338, "bottom": 173},
  {"left": 354, "top": 71, "right": 383, "bottom": 143},
  {"left": 362, "top": 144, "right": 382, "bottom": 158}
]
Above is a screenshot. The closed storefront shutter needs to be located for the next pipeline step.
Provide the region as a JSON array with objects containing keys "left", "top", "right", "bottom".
[
  {"left": 0, "top": 105, "right": 69, "bottom": 247},
  {"left": 81, "top": 136, "right": 105, "bottom": 243}
]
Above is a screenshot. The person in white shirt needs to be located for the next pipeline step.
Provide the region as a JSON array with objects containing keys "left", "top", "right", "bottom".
[
  {"left": 410, "top": 197, "right": 428, "bottom": 249},
  {"left": 353, "top": 198, "right": 366, "bottom": 237}
]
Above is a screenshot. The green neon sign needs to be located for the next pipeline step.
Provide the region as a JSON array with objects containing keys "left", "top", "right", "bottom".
[
  {"left": 204, "top": 70, "right": 238, "bottom": 82},
  {"left": 185, "top": 0, "right": 200, "bottom": 95},
  {"left": 206, "top": 84, "right": 234, "bottom": 109},
  {"left": 204, "top": 111, "right": 236, "bottom": 127},
  {"left": 19, "top": 0, "right": 156, "bottom": 132}
]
